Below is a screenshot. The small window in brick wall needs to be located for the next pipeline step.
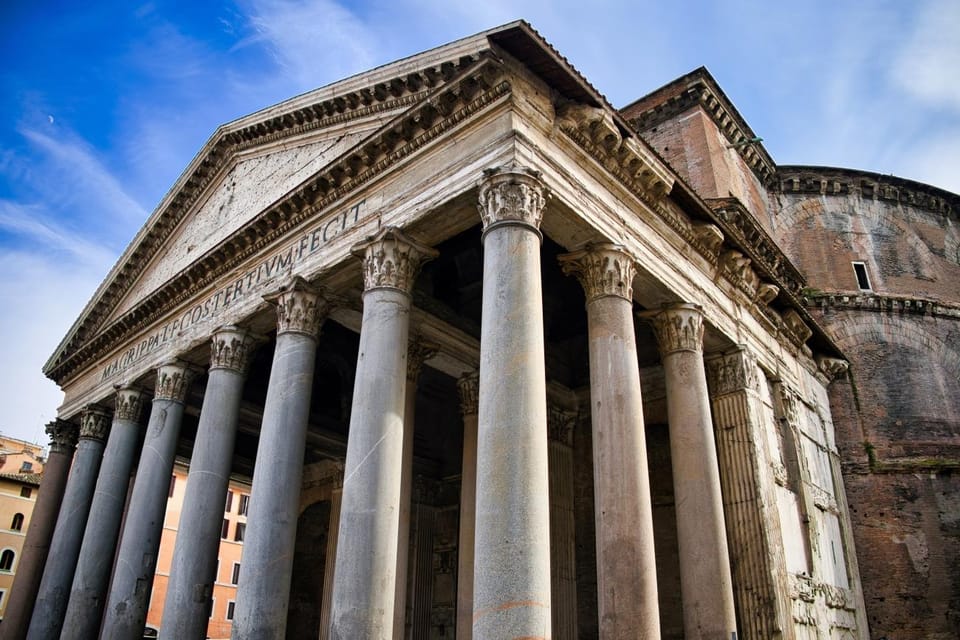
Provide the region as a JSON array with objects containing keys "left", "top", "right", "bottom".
[{"left": 852, "top": 261, "right": 872, "bottom": 290}]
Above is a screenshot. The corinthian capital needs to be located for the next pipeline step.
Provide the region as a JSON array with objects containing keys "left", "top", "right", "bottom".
[
  {"left": 705, "top": 348, "right": 760, "bottom": 396},
  {"left": 264, "top": 276, "right": 330, "bottom": 338},
  {"left": 816, "top": 356, "right": 849, "bottom": 381},
  {"left": 210, "top": 326, "right": 263, "bottom": 374},
  {"left": 477, "top": 164, "right": 548, "bottom": 234},
  {"left": 558, "top": 243, "right": 636, "bottom": 302},
  {"left": 79, "top": 405, "right": 112, "bottom": 443},
  {"left": 154, "top": 361, "right": 197, "bottom": 403},
  {"left": 46, "top": 419, "right": 79, "bottom": 455},
  {"left": 407, "top": 338, "right": 438, "bottom": 381},
  {"left": 352, "top": 227, "right": 438, "bottom": 294},
  {"left": 644, "top": 303, "right": 705, "bottom": 356},
  {"left": 457, "top": 370, "right": 479, "bottom": 417},
  {"left": 114, "top": 385, "right": 145, "bottom": 423}
]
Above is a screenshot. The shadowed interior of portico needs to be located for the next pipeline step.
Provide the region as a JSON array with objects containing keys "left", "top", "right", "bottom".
[{"left": 87, "top": 196, "right": 736, "bottom": 638}]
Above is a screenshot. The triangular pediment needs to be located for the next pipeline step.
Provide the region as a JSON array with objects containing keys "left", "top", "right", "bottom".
[{"left": 44, "top": 20, "right": 648, "bottom": 385}]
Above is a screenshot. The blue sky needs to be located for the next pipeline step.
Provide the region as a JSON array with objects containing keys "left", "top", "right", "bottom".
[{"left": 1, "top": 0, "right": 958, "bottom": 445}]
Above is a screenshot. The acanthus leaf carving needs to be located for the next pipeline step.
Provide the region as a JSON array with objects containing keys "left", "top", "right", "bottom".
[
  {"left": 477, "top": 165, "right": 548, "bottom": 233},
  {"left": 705, "top": 348, "right": 760, "bottom": 396},
  {"left": 46, "top": 419, "right": 79, "bottom": 455},
  {"left": 547, "top": 405, "right": 577, "bottom": 446},
  {"left": 264, "top": 275, "right": 330, "bottom": 338},
  {"left": 558, "top": 243, "right": 636, "bottom": 302},
  {"left": 352, "top": 227, "right": 438, "bottom": 294},
  {"left": 114, "top": 386, "right": 145, "bottom": 423},
  {"left": 154, "top": 361, "right": 197, "bottom": 403},
  {"left": 457, "top": 371, "right": 479, "bottom": 417},
  {"left": 79, "top": 405, "right": 112, "bottom": 442},
  {"left": 210, "top": 326, "right": 263, "bottom": 374},
  {"left": 407, "top": 338, "right": 439, "bottom": 381},
  {"left": 643, "top": 303, "right": 705, "bottom": 355}
]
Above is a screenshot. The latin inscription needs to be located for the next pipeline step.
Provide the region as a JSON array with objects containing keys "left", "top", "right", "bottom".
[{"left": 100, "top": 200, "right": 365, "bottom": 382}]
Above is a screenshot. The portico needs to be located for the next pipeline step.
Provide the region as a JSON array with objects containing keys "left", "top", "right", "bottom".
[{"left": 16, "top": 21, "right": 867, "bottom": 640}]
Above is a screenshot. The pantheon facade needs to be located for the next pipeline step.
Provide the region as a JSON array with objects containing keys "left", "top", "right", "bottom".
[{"left": 5, "top": 20, "right": 958, "bottom": 640}]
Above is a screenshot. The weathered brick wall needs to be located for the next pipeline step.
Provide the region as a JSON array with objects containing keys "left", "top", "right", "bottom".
[{"left": 784, "top": 184, "right": 960, "bottom": 639}]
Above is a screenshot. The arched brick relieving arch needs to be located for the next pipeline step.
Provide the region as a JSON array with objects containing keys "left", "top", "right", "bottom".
[{"left": 821, "top": 311, "right": 960, "bottom": 380}]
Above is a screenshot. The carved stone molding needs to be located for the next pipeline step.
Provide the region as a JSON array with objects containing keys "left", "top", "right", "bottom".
[
  {"left": 776, "top": 385, "right": 801, "bottom": 429},
  {"left": 46, "top": 55, "right": 509, "bottom": 386},
  {"left": 352, "top": 227, "right": 439, "bottom": 294},
  {"left": 46, "top": 419, "right": 79, "bottom": 455},
  {"left": 816, "top": 356, "right": 849, "bottom": 381},
  {"left": 644, "top": 303, "right": 705, "bottom": 355},
  {"left": 547, "top": 406, "right": 577, "bottom": 446},
  {"left": 264, "top": 275, "right": 330, "bottom": 338},
  {"left": 757, "top": 282, "right": 779, "bottom": 305},
  {"left": 477, "top": 164, "right": 548, "bottom": 235},
  {"left": 407, "top": 338, "right": 438, "bottom": 381},
  {"left": 154, "top": 361, "right": 197, "bottom": 403},
  {"left": 114, "top": 385, "right": 145, "bottom": 423},
  {"left": 693, "top": 222, "right": 724, "bottom": 257},
  {"left": 79, "top": 405, "right": 112, "bottom": 442},
  {"left": 558, "top": 243, "right": 636, "bottom": 302},
  {"left": 457, "top": 371, "right": 479, "bottom": 417},
  {"left": 781, "top": 308, "right": 813, "bottom": 344},
  {"left": 210, "top": 326, "right": 263, "bottom": 374},
  {"left": 705, "top": 348, "right": 760, "bottom": 396}
]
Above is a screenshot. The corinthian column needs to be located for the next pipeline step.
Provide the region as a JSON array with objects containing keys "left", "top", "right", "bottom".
[
  {"left": 62, "top": 386, "right": 146, "bottom": 640},
  {"left": 26, "top": 405, "right": 111, "bottom": 640},
  {"left": 455, "top": 371, "right": 478, "bottom": 640},
  {"left": 101, "top": 362, "right": 197, "bottom": 639},
  {"left": 1, "top": 420, "right": 78, "bottom": 640},
  {"left": 231, "top": 277, "right": 329, "bottom": 640},
  {"left": 329, "top": 227, "right": 437, "bottom": 639},
  {"left": 161, "top": 327, "right": 261, "bottom": 640},
  {"left": 646, "top": 303, "right": 736, "bottom": 640},
  {"left": 394, "top": 339, "right": 437, "bottom": 639},
  {"left": 559, "top": 243, "right": 659, "bottom": 639},
  {"left": 473, "top": 164, "right": 552, "bottom": 638}
]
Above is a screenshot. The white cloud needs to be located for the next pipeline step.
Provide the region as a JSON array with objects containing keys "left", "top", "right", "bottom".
[
  {"left": 239, "top": 0, "right": 382, "bottom": 91},
  {"left": 891, "top": 0, "right": 960, "bottom": 111},
  {"left": 0, "top": 250, "right": 105, "bottom": 444},
  {"left": 19, "top": 127, "right": 149, "bottom": 231},
  {"left": 0, "top": 200, "right": 117, "bottom": 268}
]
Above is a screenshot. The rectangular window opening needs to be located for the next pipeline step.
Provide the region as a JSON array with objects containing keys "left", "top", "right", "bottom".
[
  {"left": 231, "top": 562, "right": 241, "bottom": 585},
  {"left": 226, "top": 600, "right": 236, "bottom": 620},
  {"left": 853, "top": 261, "right": 872, "bottom": 290},
  {"left": 234, "top": 522, "right": 245, "bottom": 543},
  {"left": 225, "top": 491, "right": 233, "bottom": 513},
  {"left": 221, "top": 519, "right": 230, "bottom": 539}
]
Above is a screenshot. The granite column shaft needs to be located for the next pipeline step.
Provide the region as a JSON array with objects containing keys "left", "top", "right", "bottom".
[
  {"left": 455, "top": 372, "right": 479, "bottom": 640},
  {"left": 160, "top": 327, "right": 260, "bottom": 640},
  {"left": 329, "top": 227, "right": 436, "bottom": 639},
  {"left": 0, "top": 420, "right": 78, "bottom": 640},
  {"left": 560, "top": 244, "right": 660, "bottom": 639},
  {"left": 61, "top": 387, "right": 146, "bottom": 640},
  {"left": 648, "top": 303, "right": 737, "bottom": 640},
  {"left": 473, "top": 165, "right": 552, "bottom": 638},
  {"left": 231, "top": 278, "right": 328, "bottom": 640},
  {"left": 26, "top": 407, "right": 111, "bottom": 640},
  {"left": 100, "top": 362, "right": 196, "bottom": 639}
]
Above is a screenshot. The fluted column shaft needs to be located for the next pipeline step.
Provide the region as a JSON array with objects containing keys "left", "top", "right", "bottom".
[
  {"left": 393, "top": 340, "right": 436, "bottom": 639},
  {"left": 473, "top": 165, "right": 552, "bottom": 638},
  {"left": 61, "top": 387, "right": 146, "bottom": 640},
  {"left": 161, "top": 327, "right": 260, "bottom": 640},
  {"left": 647, "top": 303, "right": 736, "bottom": 640},
  {"left": 100, "top": 362, "right": 196, "bottom": 639},
  {"left": 231, "top": 278, "right": 328, "bottom": 640},
  {"left": 329, "top": 227, "right": 437, "bottom": 639},
  {"left": 706, "top": 348, "right": 793, "bottom": 640},
  {"left": 560, "top": 243, "right": 660, "bottom": 639},
  {"left": 26, "top": 407, "right": 111, "bottom": 640},
  {"left": 455, "top": 372, "right": 479, "bottom": 640},
  {"left": 0, "top": 421, "right": 78, "bottom": 640}
]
